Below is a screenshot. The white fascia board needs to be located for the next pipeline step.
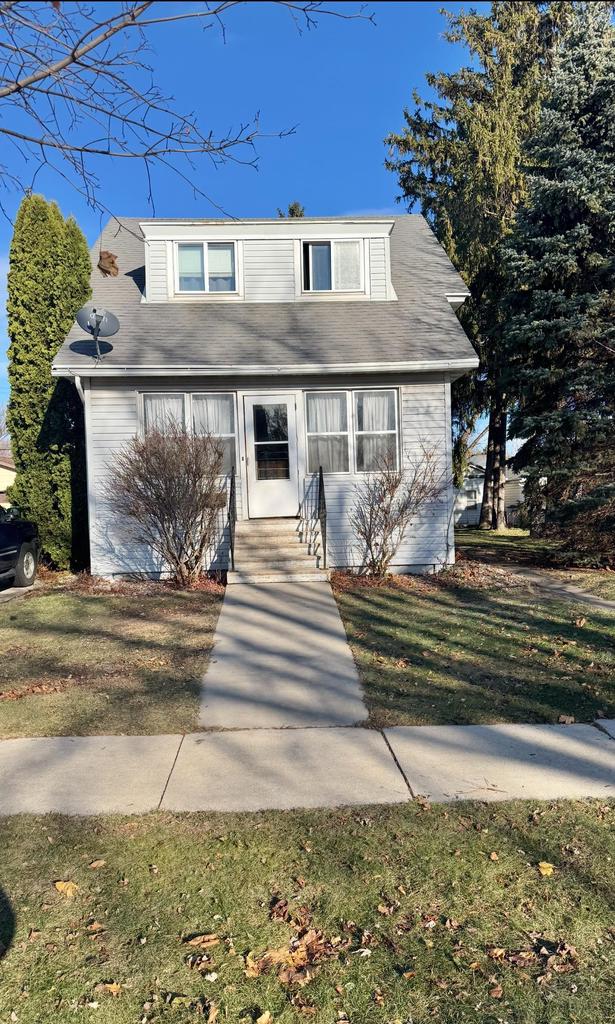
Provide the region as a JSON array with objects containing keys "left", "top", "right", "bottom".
[
  {"left": 52, "top": 356, "right": 479, "bottom": 378},
  {"left": 140, "top": 220, "right": 394, "bottom": 242},
  {"left": 446, "top": 292, "right": 471, "bottom": 311}
]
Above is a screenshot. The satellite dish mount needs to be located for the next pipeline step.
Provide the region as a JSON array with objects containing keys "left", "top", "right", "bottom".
[{"left": 75, "top": 304, "right": 120, "bottom": 362}]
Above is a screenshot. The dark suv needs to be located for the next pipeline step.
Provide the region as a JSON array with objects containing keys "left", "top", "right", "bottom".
[{"left": 0, "top": 506, "right": 39, "bottom": 588}]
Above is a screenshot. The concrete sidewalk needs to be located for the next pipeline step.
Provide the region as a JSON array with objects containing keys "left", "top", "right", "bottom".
[
  {"left": 199, "top": 582, "right": 367, "bottom": 728},
  {"left": 0, "top": 721, "right": 613, "bottom": 815}
]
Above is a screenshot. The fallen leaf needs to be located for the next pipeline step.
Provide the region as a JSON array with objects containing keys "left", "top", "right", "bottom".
[
  {"left": 54, "top": 880, "right": 78, "bottom": 899},
  {"left": 489, "top": 851, "right": 499, "bottom": 862},
  {"left": 402, "top": 970, "right": 416, "bottom": 980},
  {"left": 256, "top": 1013, "right": 273, "bottom": 1024},
  {"left": 488, "top": 948, "right": 506, "bottom": 960},
  {"left": 94, "top": 982, "right": 123, "bottom": 997},
  {"left": 372, "top": 987, "right": 385, "bottom": 1006},
  {"left": 538, "top": 862, "right": 555, "bottom": 877},
  {"left": 207, "top": 1004, "right": 219, "bottom": 1023},
  {"left": 489, "top": 984, "right": 503, "bottom": 999},
  {"left": 89, "top": 859, "right": 106, "bottom": 870},
  {"left": 558, "top": 715, "right": 575, "bottom": 725},
  {"left": 184, "top": 933, "right": 220, "bottom": 949},
  {"left": 86, "top": 921, "right": 105, "bottom": 934},
  {"left": 575, "top": 617, "right": 586, "bottom": 628}
]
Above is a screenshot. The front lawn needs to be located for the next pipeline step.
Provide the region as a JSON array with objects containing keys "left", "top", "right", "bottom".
[
  {"left": 334, "top": 570, "right": 615, "bottom": 728},
  {"left": 0, "top": 579, "right": 223, "bottom": 737},
  {"left": 0, "top": 801, "right": 612, "bottom": 1023},
  {"left": 455, "top": 527, "right": 557, "bottom": 566}
]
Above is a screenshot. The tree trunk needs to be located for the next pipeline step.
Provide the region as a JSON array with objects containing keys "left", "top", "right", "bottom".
[
  {"left": 492, "top": 405, "right": 507, "bottom": 530},
  {"left": 478, "top": 405, "right": 497, "bottom": 529}
]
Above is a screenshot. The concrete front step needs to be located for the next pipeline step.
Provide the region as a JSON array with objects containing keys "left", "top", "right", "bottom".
[
  {"left": 234, "top": 540, "right": 306, "bottom": 556},
  {"left": 237, "top": 557, "right": 316, "bottom": 571},
  {"left": 227, "top": 569, "right": 329, "bottom": 584},
  {"left": 236, "top": 519, "right": 302, "bottom": 537}
]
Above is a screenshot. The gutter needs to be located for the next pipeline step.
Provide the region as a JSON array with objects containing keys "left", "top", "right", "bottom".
[{"left": 54, "top": 356, "right": 479, "bottom": 378}]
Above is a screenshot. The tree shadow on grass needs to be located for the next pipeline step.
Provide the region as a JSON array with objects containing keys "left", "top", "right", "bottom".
[{"left": 0, "top": 884, "right": 15, "bottom": 960}]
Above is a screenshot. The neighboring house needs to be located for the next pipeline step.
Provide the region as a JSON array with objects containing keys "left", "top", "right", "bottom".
[
  {"left": 454, "top": 452, "right": 526, "bottom": 526},
  {"left": 51, "top": 214, "right": 478, "bottom": 579},
  {"left": 0, "top": 450, "right": 15, "bottom": 508}
]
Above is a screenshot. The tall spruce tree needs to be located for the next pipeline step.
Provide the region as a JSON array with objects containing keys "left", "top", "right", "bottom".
[
  {"left": 386, "top": 1, "right": 572, "bottom": 527},
  {"left": 7, "top": 195, "right": 91, "bottom": 568},
  {"left": 503, "top": 3, "right": 615, "bottom": 561}
]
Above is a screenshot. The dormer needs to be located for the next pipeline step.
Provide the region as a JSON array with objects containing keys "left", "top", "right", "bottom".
[{"left": 139, "top": 218, "right": 397, "bottom": 304}]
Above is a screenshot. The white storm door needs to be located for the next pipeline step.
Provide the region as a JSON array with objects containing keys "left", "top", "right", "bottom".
[{"left": 244, "top": 394, "right": 299, "bottom": 518}]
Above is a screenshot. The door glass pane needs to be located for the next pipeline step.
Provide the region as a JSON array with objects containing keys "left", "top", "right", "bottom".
[
  {"left": 253, "top": 404, "right": 288, "bottom": 442},
  {"left": 178, "top": 244, "right": 205, "bottom": 291},
  {"left": 255, "top": 442, "right": 290, "bottom": 480},
  {"left": 311, "top": 243, "right": 332, "bottom": 290}
]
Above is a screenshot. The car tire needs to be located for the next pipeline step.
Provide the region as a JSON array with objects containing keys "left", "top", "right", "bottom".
[{"left": 14, "top": 543, "right": 37, "bottom": 588}]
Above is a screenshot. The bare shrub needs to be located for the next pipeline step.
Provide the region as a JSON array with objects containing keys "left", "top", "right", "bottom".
[
  {"left": 109, "top": 423, "right": 226, "bottom": 586},
  {"left": 350, "top": 445, "right": 449, "bottom": 577}
]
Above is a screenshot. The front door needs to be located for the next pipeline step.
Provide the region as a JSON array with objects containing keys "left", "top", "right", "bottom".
[{"left": 244, "top": 394, "right": 299, "bottom": 518}]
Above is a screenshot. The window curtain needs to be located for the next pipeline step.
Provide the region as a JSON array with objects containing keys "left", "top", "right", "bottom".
[
  {"left": 178, "top": 244, "right": 204, "bottom": 291},
  {"left": 356, "top": 391, "right": 395, "bottom": 431},
  {"left": 333, "top": 240, "right": 361, "bottom": 291},
  {"left": 143, "top": 394, "right": 185, "bottom": 433},
  {"left": 192, "top": 394, "right": 236, "bottom": 473},
  {"left": 307, "top": 392, "right": 348, "bottom": 473},
  {"left": 208, "top": 243, "right": 235, "bottom": 292}
]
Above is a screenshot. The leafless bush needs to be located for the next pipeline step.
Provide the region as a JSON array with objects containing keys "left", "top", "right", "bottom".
[
  {"left": 350, "top": 445, "right": 449, "bottom": 577},
  {"left": 108, "top": 423, "right": 226, "bottom": 586}
]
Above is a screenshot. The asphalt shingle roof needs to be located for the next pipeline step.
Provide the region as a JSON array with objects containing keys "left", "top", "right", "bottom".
[{"left": 52, "top": 214, "right": 477, "bottom": 375}]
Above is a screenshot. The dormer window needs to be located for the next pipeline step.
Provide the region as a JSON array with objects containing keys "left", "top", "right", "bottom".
[
  {"left": 302, "top": 239, "right": 363, "bottom": 292},
  {"left": 177, "top": 241, "right": 236, "bottom": 293}
]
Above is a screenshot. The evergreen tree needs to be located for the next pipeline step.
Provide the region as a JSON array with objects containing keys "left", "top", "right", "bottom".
[
  {"left": 503, "top": 3, "right": 615, "bottom": 561},
  {"left": 7, "top": 195, "right": 91, "bottom": 568},
  {"left": 277, "top": 201, "right": 305, "bottom": 218},
  {"left": 386, "top": 1, "right": 572, "bottom": 527}
]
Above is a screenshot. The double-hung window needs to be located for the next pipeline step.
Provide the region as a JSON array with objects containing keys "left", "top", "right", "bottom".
[
  {"left": 354, "top": 390, "right": 399, "bottom": 471},
  {"left": 177, "top": 242, "right": 236, "bottom": 293},
  {"left": 306, "top": 392, "right": 349, "bottom": 473},
  {"left": 303, "top": 239, "right": 363, "bottom": 292},
  {"left": 143, "top": 393, "right": 185, "bottom": 432},
  {"left": 192, "top": 393, "right": 237, "bottom": 473}
]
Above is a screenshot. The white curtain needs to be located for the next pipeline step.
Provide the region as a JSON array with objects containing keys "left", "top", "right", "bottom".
[
  {"left": 333, "top": 240, "right": 361, "bottom": 291},
  {"left": 143, "top": 393, "right": 185, "bottom": 432},
  {"left": 178, "top": 244, "right": 204, "bottom": 290},
  {"left": 307, "top": 392, "right": 347, "bottom": 433},
  {"left": 208, "top": 243, "right": 235, "bottom": 292},
  {"left": 356, "top": 390, "right": 394, "bottom": 431},
  {"left": 193, "top": 394, "right": 235, "bottom": 435}
]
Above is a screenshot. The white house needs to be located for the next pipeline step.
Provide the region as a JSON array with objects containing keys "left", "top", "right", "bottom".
[
  {"left": 51, "top": 214, "right": 478, "bottom": 580},
  {"left": 454, "top": 453, "right": 526, "bottom": 527}
]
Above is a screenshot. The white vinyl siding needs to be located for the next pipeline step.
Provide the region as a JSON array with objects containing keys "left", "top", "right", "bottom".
[
  {"left": 369, "top": 236, "right": 388, "bottom": 300},
  {"left": 243, "top": 239, "right": 295, "bottom": 301},
  {"left": 145, "top": 239, "right": 168, "bottom": 301}
]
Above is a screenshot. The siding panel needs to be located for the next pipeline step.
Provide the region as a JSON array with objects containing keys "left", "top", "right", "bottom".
[
  {"left": 145, "top": 240, "right": 168, "bottom": 301},
  {"left": 243, "top": 239, "right": 296, "bottom": 302}
]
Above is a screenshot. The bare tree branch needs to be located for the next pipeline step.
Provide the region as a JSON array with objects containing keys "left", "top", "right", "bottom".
[{"left": 0, "top": 1, "right": 373, "bottom": 215}]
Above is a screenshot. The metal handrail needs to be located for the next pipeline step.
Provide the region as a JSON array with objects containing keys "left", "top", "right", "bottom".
[
  {"left": 317, "top": 465, "right": 327, "bottom": 569},
  {"left": 228, "top": 465, "right": 237, "bottom": 571}
]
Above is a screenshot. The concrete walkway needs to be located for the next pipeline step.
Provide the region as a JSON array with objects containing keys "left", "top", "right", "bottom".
[
  {"left": 199, "top": 582, "right": 367, "bottom": 728},
  {"left": 507, "top": 564, "right": 615, "bottom": 611},
  {"left": 0, "top": 721, "right": 613, "bottom": 815}
]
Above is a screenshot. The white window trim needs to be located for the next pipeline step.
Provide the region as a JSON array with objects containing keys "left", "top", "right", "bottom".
[
  {"left": 174, "top": 241, "right": 240, "bottom": 296},
  {"left": 301, "top": 238, "right": 365, "bottom": 295},
  {"left": 353, "top": 388, "right": 400, "bottom": 473},
  {"left": 305, "top": 389, "right": 352, "bottom": 476}
]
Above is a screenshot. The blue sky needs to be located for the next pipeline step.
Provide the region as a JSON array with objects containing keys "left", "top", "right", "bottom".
[{"left": 0, "top": 1, "right": 486, "bottom": 406}]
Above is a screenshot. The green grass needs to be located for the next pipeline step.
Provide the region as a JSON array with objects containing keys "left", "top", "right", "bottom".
[
  {"left": 549, "top": 570, "right": 615, "bottom": 602},
  {"left": 0, "top": 582, "right": 222, "bottom": 737},
  {"left": 455, "top": 527, "right": 558, "bottom": 566},
  {"left": 334, "top": 576, "right": 615, "bottom": 727},
  {"left": 0, "top": 802, "right": 613, "bottom": 1023}
]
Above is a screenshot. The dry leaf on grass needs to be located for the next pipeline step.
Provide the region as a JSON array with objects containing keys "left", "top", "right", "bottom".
[
  {"left": 256, "top": 1013, "right": 273, "bottom": 1024},
  {"left": 94, "top": 981, "right": 123, "bottom": 996},
  {"left": 54, "top": 880, "right": 78, "bottom": 899},
  {"left": 89, "top": 859, "right": 106, "bottom": 869},
  {"left": 184, "top": 932, "right": 220, "bottom": 949},
  {"left": 489, "top": 851, "right": 499, "bottom": 862},
  {"left": 489, "top": 984, "right": 503, "bottom": 999},
  {"left": 86, "top": 921, "right": 105, "bottom": 934},
  {"left": 538, "top": 862, "right": 555, "bottom": 877}
]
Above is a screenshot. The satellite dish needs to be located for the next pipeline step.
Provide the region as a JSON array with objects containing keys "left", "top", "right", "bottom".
[{"left": 75, "top": 304, "right": 120, "bottom": 360}]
